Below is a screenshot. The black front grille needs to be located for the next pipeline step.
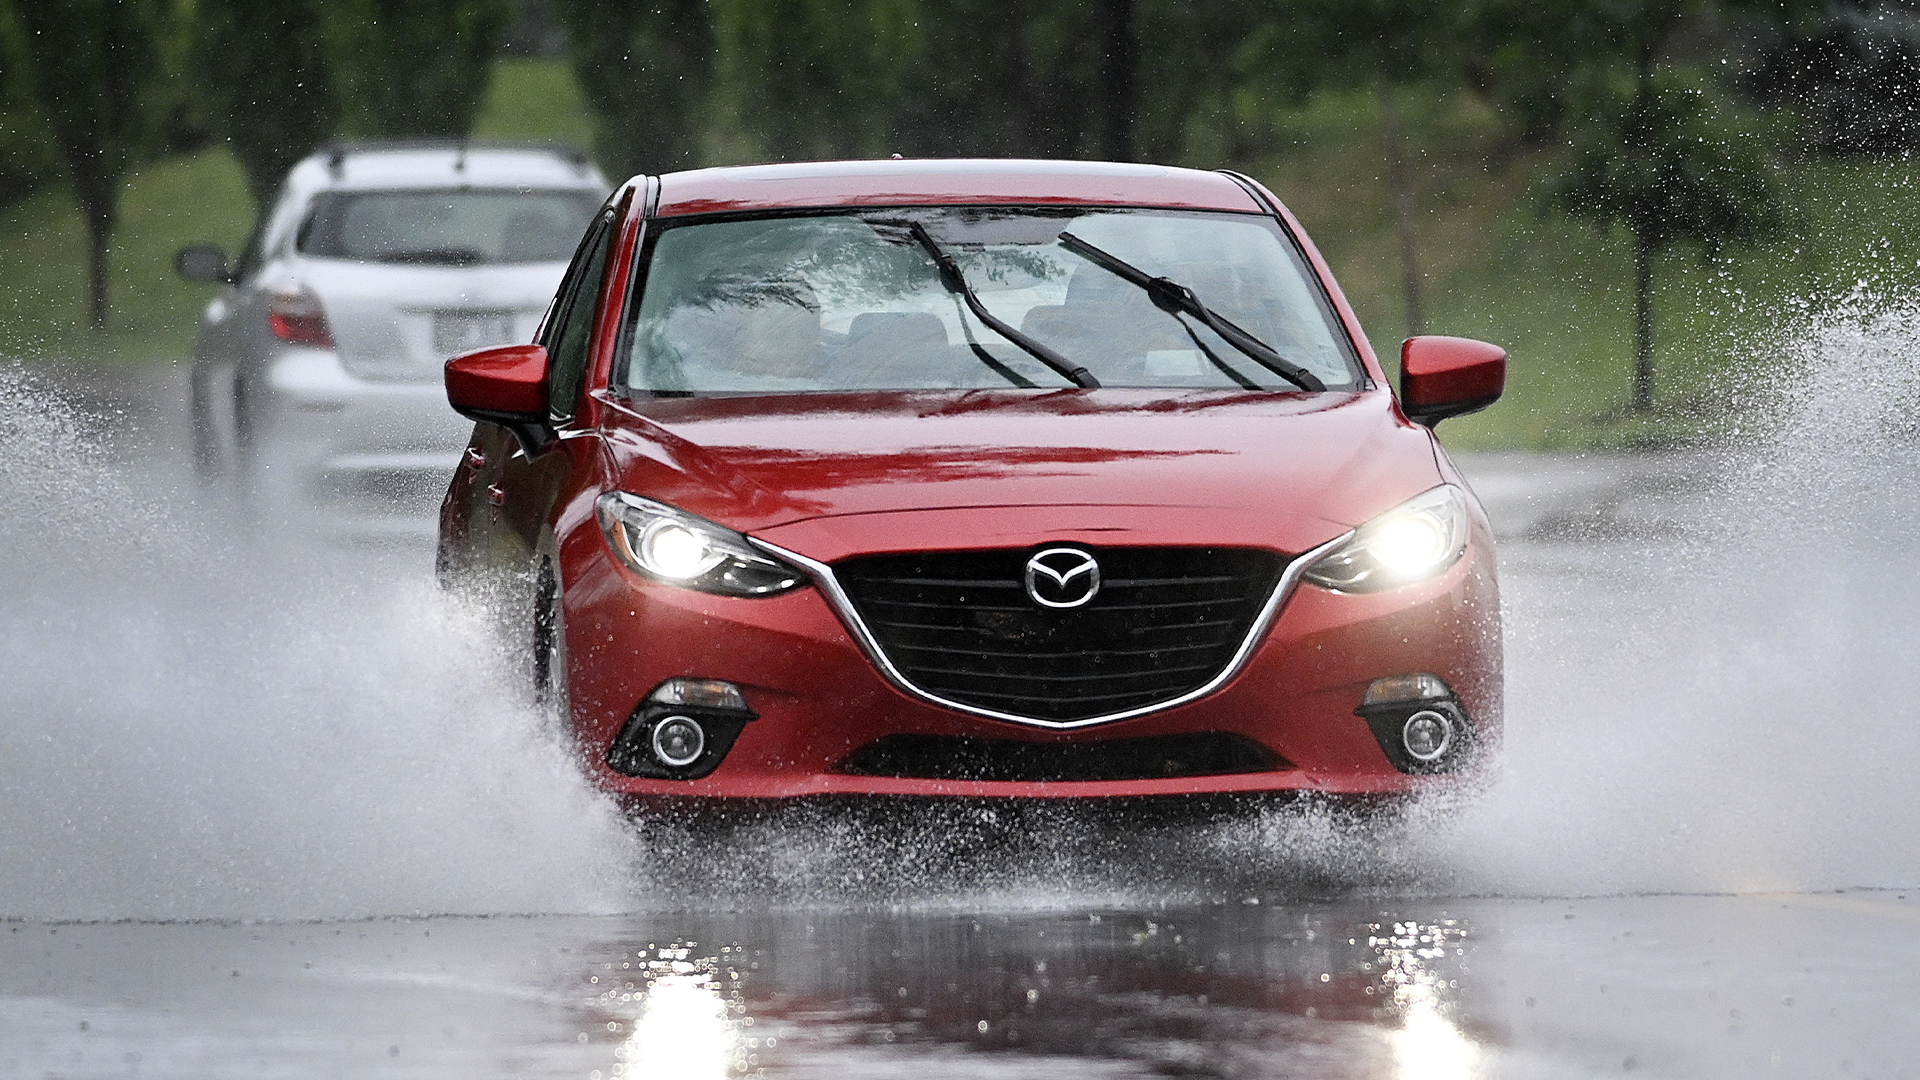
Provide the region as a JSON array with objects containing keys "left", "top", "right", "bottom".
[
  {"left": 833, "top": 547, "right": 1287, "bottom": 722},
  {"left": 840, "top": 732, "right": 1284, "bottom": 782}
]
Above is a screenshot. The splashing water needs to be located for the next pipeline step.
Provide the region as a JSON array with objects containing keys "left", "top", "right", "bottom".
[
  {"left": 4, "top": 298, "right": 1919, "bottom": 923},
  {"left": 0, "top": 364, "right": 636, "bottom": 921},
  {"left": 1438, "top": 300, "right": 1920, "bottom": 896}
]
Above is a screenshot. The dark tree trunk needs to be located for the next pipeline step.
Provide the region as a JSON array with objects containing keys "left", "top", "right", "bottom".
[
  {"left": 86, "top": 212, "right": 109, "bottom": 328},
  {"left": 14, "top": 0, "right": 160, "bottom": 333},
  {"left": 75, "top": 173, "right": 114, "bottom": 329},
  {"left": 1628, "top": 41, "right": 1657, "bottom": 413},
  {"left": 1631, "top": 232, "right": 1654, "bottom": 413},
  {"left": 1098, "top": 0, "right": 1134, "bottom": 161},
  {"left": 1379, "top": 84, "right": 1424, "bottom": 337}
]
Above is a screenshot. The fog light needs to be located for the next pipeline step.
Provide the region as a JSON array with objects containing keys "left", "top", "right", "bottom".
[
  {"left": 1363, "top": 672, "right": 1449, "bottom": 706},
  {"left": 651, "top": 715, "right": 707, "bottom": 767},
  {"left": 648, "top": 678, "right": 749, "bottom": 711},
  {"left": 1401, "top": 710, "right": 1454, "bottom": 763}
]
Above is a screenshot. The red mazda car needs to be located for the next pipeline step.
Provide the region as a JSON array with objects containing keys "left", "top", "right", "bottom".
[{"left": 437, "top": 159, "right": 1504, "bottom": 806}]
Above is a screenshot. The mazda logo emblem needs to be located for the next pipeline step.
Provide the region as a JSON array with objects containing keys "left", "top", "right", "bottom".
[{"left": 1024, "top": 547, "right": 1101, "bottom": 609}]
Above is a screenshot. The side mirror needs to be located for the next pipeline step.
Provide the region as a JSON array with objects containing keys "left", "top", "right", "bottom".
[
  {"left": 1400, "top": 336, "right": 1506, "bottom": 428},
  {"left": 174, "top": 244, "right": 232, "bottom": 284},
  {"left": 445, "top": 343, "right": 555, "bottom": 454}
]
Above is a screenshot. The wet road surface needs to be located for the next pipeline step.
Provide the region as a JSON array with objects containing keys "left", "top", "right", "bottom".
[{"left": 7, "top": 891, "right": 1920, "bottom": 1079}]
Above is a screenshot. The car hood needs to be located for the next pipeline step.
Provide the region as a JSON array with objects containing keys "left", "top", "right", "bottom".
[
  {"left": 598, "top": 389, "right": 1443, "bottom": 558},
  {"left": 292, "top": 259, "right": 568, "bottom": 381}
]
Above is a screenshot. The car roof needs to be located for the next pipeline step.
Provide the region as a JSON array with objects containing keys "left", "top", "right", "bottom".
[
  {"left": 284, "top": 141, "right": 608, "bottom": 197},
  {"left": 650, "top": 159, "right": 1267, "bottom": 218}
]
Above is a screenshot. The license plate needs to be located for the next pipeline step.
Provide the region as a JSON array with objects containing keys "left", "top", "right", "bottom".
[{"left": 433, "top": 310, "right": 517, "bottom": 354}]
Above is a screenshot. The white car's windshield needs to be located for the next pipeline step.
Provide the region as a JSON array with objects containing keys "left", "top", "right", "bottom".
[
  {"left": 297, "top": 188, "right": 602, "bottom": 266},
  {"left": 616, "top": 208, "right": 1363, "bottom": 394}
]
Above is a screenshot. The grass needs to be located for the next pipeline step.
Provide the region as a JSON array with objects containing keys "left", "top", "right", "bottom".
[
  {"left": 1252, "top": 86, "right": 1920, "bottom": 451},
  {"left": 0, "top": 149, "right": 251, "bottom": 368},
  {"left": 0, "top": 57, "right": 592, "bottom": 370},
  {"left": 469, "top": 55, "right": 596, "bottom": 147},
  {"left": 3, "top": 58, "right": 1916, "bottom": 448}
]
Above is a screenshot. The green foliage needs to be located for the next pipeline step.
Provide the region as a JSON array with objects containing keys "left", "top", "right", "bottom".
[
  {"left": 1552, "top": 81, "right": 1779, "bottom": 257},
  {"left": 0, "top": 146, "right": 252, "bottom": 364},
  {"left": 1548, "top": 66, "right": 1781, "bottom": 410},
  {"left": 321, "top": 0, "right": 513, "bottom": 139},
  {"left": 7, "top": 56, "right": 1919, "bottom": 457},
  {"left": 1462, "top": 0, "right": 1696, "bottom": 141},
  {"left": 887, "top": 0, "right": 1101, "bottom": 157},
  {"left": 9, "top": 0, "right": 166, "bottom": 327},
  {"left": 708, "top": 0, "right": 920, "bottom": 160},
  {"left": 194, "top": 0, "right": 339, "bottom": 209},
  {"left": 1747, "top": 1, "right": 1920, "bottom": 154},
  {"left": 553, "top": 0, "right": 713, "bottom": 178},
  {"left": 468, "top": 56, "right": 593, "bottom": 146},
  {"left": 0, "top": 3, "right": 59, "bottom": 206}
]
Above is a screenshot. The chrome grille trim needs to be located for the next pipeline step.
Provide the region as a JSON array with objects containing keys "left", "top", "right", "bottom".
[{"left": 750, "top": 531, "right": 1354, "bottom": 730}]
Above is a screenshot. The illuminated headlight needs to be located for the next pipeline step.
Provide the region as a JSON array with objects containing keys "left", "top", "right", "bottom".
[
  {"left": 1303, "top": 485, "right": 1469, "bottom": 593},
  {"left": 596, "top": 492, "right": 805, "bottom": 597}
]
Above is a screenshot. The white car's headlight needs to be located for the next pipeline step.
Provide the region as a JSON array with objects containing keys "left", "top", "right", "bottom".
[
  {"left": 596, "top": 492, "right": 806, "bottom": 597},
  {"left": 1303, "top": 485, "right": 1469, "bottom": 593}
]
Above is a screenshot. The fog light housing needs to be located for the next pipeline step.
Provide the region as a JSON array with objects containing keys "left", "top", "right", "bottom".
[
  {"left": 605, "top": 679, "right": 758, "bottom": 779},
  {"left": 1354, "top": 673, "right": 1474, "bottom": 775}
]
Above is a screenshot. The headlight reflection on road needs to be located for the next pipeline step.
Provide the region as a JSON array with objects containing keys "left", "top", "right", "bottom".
[
  {"left": 593, "top": 945, "right": 746, "bottom": 1080},
  {"left": 1369, "top": 919, "right": 1481, "bottom": 1080}
]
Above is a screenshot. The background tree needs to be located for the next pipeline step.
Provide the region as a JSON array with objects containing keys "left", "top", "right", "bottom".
[
  {"left": 1461, "top": 0, "right": 1795, "bottom": 412},
  {"left": 322, "top": 0, "right": 514, "bottom": 139},
  {"left": 194, "top": 0, "right": 339, "bottom": 210},
  {"left": 1552, "top": 77, "right": 1778, "bottom": 412},
  {"left": 554, "top": 0, "right": 713, "bottom": 177},
  {"left": 1309, "top": 0, "right": 1480, "bottom": 336},
  {"left": 882, "top": 0, "right": 1097, "bottom": 157},
  {"left": 0, "top": 1, "right": 59, "bottom": 208},
  {"left": 708, "top": 0, "right": 919, "bottom": 161},
  {"left": 1096, "top": 0, "right": 1136, "bottom": 161},
  {"left": 1131, "top": 0, "right": 1292, "bottom": 164},
  {"left": 1748, "top": 0, "right": 1920, "bottom": 154},
  {"left": 10, "top": 0, "right": 164, "bottom": 328}
]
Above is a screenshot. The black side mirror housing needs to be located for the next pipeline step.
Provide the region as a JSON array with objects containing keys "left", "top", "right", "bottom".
[{"left": 174, "top": 244, "right": 233, "bottom": 285}]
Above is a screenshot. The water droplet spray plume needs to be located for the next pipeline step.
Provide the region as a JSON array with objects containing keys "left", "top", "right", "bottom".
[
  {"left": 1436, "top": 296, "right": 1920, "bottom": 896},
  {"left": 0, "top": 365, "right": 636, "bottom": 921},
  {"left": 3, "top": 292, "right": 1918, "bottom": 921}
]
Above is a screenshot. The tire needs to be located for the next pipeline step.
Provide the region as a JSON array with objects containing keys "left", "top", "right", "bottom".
[
  {"left": 187, "top": 361, "right": 230, "bottom": 482},
  {"left": 531, "top": 558, "right": 569, "bottom": 721}
]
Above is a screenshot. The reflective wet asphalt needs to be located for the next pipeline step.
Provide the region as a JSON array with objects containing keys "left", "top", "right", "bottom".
[{"left": 7, "top": 891, "right": 1920, "bottom": 1079}]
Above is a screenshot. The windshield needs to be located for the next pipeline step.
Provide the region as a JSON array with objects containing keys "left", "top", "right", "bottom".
[
  {"left": 296, "top": 188, "right": 602, "bottom": 265},
  {"left": 615, "top": 208, "right": 1363, "bottom": 394}
]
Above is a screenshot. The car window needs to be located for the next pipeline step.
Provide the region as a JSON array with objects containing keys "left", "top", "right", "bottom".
[
  {"left": 542, "top": 209, "right": 616, "bottom": 423},
  {"left": 296, "top": 188, "right": 602, "bottom": 266},
  {"left": 615, "top": 208, "right": 1363, "bottom": 394}
]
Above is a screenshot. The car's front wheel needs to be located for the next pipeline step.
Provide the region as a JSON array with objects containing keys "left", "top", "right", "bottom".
[{"left": 531, "top": 557, "right": 569, "bottom": 722}]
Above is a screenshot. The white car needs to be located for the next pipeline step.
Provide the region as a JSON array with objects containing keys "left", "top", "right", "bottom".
[{"left": 177, "top": 140, "right": 607, "bottom": 534}]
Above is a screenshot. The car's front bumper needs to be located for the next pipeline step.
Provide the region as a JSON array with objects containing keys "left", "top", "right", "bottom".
[{"left": 558, "top": 522, "right": 1501, "bottom": 801}]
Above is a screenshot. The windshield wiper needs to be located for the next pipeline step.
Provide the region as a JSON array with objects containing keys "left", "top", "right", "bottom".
[
  {"left": 898, "top": 221, "right": 1100, "bottom": 389},
  {"left": 1055, "top": 232, "right": 1325, "bottom": 392}
]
